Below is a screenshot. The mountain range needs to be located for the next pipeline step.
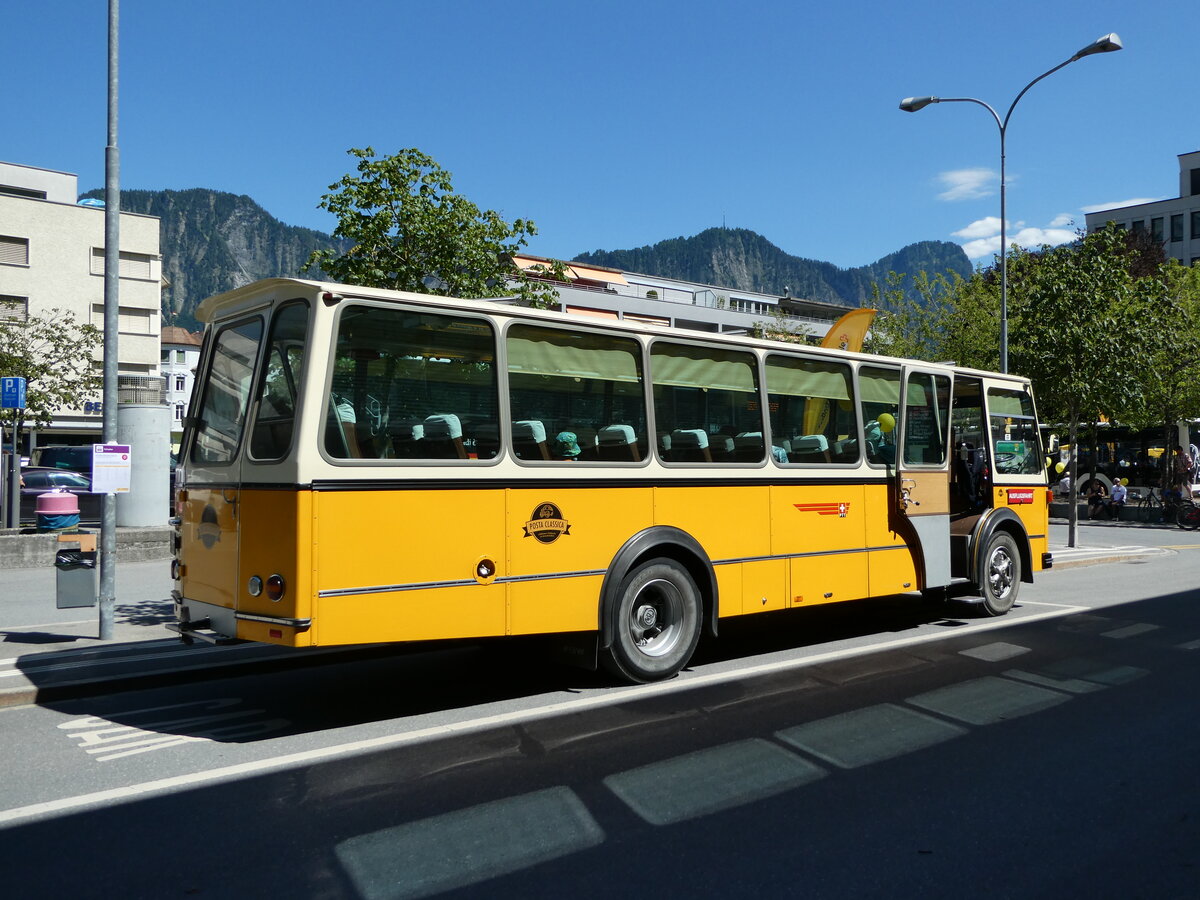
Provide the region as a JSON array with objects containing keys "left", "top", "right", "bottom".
[
  {"left": 82, "top": 189, "right": 972, "bottom": 329},
  {"left": 575, "top": 228, "right": 972, "bottom": 306}
]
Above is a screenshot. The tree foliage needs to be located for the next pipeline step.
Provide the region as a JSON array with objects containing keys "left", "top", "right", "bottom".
[
  {"left": 303, "top": 147, "right": 564, "bottom": 308},
  {"left": 867, "top": 225, "right": 1200, "bottom": 544},
  {"left": 0, "top": 310, "right": 102, "bottom": 432}
]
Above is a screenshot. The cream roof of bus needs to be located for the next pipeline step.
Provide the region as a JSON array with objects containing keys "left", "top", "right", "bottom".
[{"left": 195, "top": 277, "right": 1032, "bottom": 391}]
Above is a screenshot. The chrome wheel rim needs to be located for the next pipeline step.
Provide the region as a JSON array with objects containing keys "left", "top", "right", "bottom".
[
  {"left": 988, "top": 545, "right": 1015, "bottom": 600},
  {"left": 629, "top": 577, "right": 684, "bottom": 658}
]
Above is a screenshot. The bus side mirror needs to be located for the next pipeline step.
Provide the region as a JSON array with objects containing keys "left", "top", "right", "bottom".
[{"left": 1046, "top": 433, "right": 1060, "bottom": 453}]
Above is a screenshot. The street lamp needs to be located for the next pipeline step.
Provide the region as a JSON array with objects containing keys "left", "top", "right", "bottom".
[{"left": 899, "top": 33, "right": 1123, "bottom": 374}]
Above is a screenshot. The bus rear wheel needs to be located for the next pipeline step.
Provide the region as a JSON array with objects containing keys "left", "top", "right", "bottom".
[
  {"left": 978, "top": 532, "right": 1020, "bottom": 616},
  {"left": 602, "top": 558, "right": 702, "bottom": 684}
]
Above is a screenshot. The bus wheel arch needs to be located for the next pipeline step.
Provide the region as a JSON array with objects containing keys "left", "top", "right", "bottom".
[
  {"left": 972, "top": 508, "right": 1033, "bottom": 587},
  {"left": 598, "top": 527, "right": 716, "bottom": 682},
  {"left": 971, "top": 510, "right": 1031, "bottom": 616}
]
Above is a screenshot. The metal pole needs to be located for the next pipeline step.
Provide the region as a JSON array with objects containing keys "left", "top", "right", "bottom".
[
  {"left": 99, "top": 0, "right": 120, "bottom": 640},
  {"left": 999, "top": 128, "right": 1007, "bottom": 374},
  {"left": 899, "top": 34, "right": 1122, "bottom": 375}
]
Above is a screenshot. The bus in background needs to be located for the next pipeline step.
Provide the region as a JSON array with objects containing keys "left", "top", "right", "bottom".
[
  {"left": 1049, "top": 421, "right": 1199, "bottom": 497},
  {"left": 170, "top": 278, "right": 1051, "bottom": 683}
]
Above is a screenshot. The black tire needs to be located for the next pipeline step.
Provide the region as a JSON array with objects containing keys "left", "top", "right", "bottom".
[
  {"left": 1178, "top": 502, "right": 1200, "bottom": 530},
  {"left": 601, "top": 558, "right": 702, "bottom": 684},
  {"left": 977, "top": 532, "right": 1020, "bottom": 616}
]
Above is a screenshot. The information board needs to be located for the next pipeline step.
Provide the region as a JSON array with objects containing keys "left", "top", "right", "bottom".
[{"left": 92, "top": 444, "right": 132, "bottom": 494}]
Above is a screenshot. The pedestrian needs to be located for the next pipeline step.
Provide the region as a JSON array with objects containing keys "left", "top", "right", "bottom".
[
  {"left": 1086, "top": 481, "right": 1109, "bottom": 519},
  {"left": 1109, "top": 479, "right": 1128, "bottom": 519},
  {"left": 1172, "top": 445, "right": 1192, "bottom": 497},
  {"left": 1057, "top": 471, "right": 1072, "bottom": 497}
]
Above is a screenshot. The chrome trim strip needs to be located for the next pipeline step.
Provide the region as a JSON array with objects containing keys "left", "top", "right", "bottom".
[
  {"left": 234, "top": 612, "right": 313, "bottom": 628},
  {"left": 316, "top": 547, "right": 910, "bottom": 599}
]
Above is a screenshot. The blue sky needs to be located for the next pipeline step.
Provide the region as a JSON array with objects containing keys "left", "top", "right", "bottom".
[{"left": 7, "top": 1, "right": 1193, "bottom": 272}]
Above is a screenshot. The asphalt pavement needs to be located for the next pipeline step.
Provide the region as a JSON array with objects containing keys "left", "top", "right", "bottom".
[{"left": 0, "top": 522, "right": 1173, "bottom": 709}]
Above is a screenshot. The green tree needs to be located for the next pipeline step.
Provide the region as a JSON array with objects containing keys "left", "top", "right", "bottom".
[
  {"left": 1008, "top": 226, "right": 1158, "bottom": 544},
  {"left": 303, "top": 147, "right": 565, "bottom": 308},
  {"left": 0, "top": 310, "right": 103, "bottom": 443},
  {"left": 1116, "top": 260, "right": 1200, "bottom": 486}
]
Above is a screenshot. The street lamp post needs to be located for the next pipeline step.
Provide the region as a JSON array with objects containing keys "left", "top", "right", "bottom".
[{"left": 899, "top": 33, "right": 1123, "bottom": 374}]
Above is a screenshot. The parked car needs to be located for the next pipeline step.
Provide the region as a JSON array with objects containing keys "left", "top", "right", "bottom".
[
  {"left": 19, "top": 468, "right": 102, "bottom": 525},
  {"left": 31, "top": 445, "right": 94, "bottom": 477}
]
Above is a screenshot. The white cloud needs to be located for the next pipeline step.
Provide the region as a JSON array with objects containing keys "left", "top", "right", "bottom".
[
  {"left": 937, "top": 168, "right": 997, "bottom": 202},
  {"left": 1080, "top": 197, "right": 1163, "bottom": 213},
  {"left": 953, "top": 218, "right": 1077, "bottom": 260},
  {"left": 952, "top": 217, "right": 1002, "bottom": 240},
  {"left": 1048, "top": 213, "right": 1074, "bottom": 228}
]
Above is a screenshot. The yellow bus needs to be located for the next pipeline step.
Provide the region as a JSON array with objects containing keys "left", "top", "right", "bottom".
[{"left": 170, "top": 278, "right": 1051, "bottom": 682}]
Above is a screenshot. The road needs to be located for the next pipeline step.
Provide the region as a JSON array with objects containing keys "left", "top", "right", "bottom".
[{"left": 0, "top": 521, "right": 1198, "bottom": 898}]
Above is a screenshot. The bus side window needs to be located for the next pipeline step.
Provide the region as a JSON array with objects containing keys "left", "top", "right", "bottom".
[
  {"left": 651, "top": 342, "right": 761, "bottom": 465},
  {"left": 765, "top": 354, "right": 857, "bottom": 466},
  {"left": 507, "top": 325, "right": 647, "bottom": 465},
  {"left": 324, "top": 306, "right": 498, "bottom": 462}
]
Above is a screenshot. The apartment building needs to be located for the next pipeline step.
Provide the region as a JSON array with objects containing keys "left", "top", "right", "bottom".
[
  {"left": 512, "top": 254, "right": 849, "bottom": 340},
  {"left": 0, "top": 161, "right": 162, "bottom": 445},
  {"left": 161, "top": 325, "right": 203, "bottom": 450},
  {"left": 1084, "top": 150, "right": 1200, "bottom": 266}
]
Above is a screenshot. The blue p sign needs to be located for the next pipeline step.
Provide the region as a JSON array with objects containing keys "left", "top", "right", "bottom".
[{"left": 1, "top": 377, "right": 26, "bottom": 409}]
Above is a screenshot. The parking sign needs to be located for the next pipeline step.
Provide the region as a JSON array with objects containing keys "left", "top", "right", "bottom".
[{"left": 1, "top": 377, "right": 26, "bottom": 409}]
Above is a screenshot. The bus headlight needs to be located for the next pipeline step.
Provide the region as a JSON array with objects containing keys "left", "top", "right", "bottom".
[{"left": 266, "top": 574, "right": 286, "bottom": 602}]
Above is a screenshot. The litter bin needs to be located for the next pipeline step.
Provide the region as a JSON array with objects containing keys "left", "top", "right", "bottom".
[{"left": 56, "top": 548, "right": 97, "bottom": 609}]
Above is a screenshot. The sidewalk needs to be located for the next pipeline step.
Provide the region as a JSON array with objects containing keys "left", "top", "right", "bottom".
[{"left": 0, "top": 534, "right": 1170, "bottom": 710}]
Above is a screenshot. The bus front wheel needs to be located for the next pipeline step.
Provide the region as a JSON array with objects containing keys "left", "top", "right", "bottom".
[
  {"left": 602, "top": 558, "right": 702, "bottom": 684},
  {"left": 978, "top": 532, "right": 1020, "bottom": 616}
]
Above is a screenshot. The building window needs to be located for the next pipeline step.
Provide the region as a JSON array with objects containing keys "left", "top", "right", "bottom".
[
  {"left": 1171, "top": 214, "right": 1184, "bottom": 242},
  {"left": 1131, "top": 220, "right": 1145, "bottom": 234},
  {"left": 174, "top": 403, "right": 184, "bottom": 421},
  {"left": 0, "top": 184, "right": 47, "bottom": 200},
  {"left": 1192, "top": 211, "right": 1200, "bottom": 241},
  {"left": 0, "top": 235, "right": 30, "bottom": 266},
  {"left": 0, "top": 295, "right": 28, "bottom": 323},
  {"left": 175, "top": 375, "right": 186, "bottom": 392},
  {"left": 1151, "top": 217, "right": 1164, "bottom": 242},
  {"left": 90, "top": 248, "right": 155, "bottom": 279},
  {"left": 1192, "top": 168, "right": 1200, "bottom": 197}
]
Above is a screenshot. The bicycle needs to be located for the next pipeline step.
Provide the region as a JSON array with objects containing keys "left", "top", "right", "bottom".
[{"left": 1160, "top": 489, "right": 1200, "bottom": 530}]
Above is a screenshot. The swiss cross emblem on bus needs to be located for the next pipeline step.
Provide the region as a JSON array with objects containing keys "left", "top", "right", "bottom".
[
  {"left": 523, "top": 502, "right": 571, "bottom": 544},
  {"left": 1006, "top": 489, "right": 1035, "bottom": 505},
  {"left": 794, "top": 502, "right": 851, "bottom": 518}
]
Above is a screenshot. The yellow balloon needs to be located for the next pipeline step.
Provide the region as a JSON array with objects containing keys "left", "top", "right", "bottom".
[
  {"left": 1121, "top": 477, "right": 1129, "bottom": 486},
  {"left": 1055, "top": 462, "right": 1065, "bottom": 473},
  {"left": 877, "top": 412, "right": 895, "bottom": 433}
]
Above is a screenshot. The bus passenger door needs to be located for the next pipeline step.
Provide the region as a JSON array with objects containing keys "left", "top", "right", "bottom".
[
  {"left": 178, "top": 316, "right": 265, "bottom": 634},
  {"left": 897, "top": 368, "right": 953, "bottom": 589}
]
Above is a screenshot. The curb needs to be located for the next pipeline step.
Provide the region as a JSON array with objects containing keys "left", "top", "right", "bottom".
[
  {"left": 1049, "top": 547, "right": 1171, "bottom": 571},
  {"left": 0, "top": 642, "right": 394, "bottom": 709}
]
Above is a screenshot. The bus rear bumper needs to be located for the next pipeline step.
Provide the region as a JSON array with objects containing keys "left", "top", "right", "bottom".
[{"left": 171, "top": 593, "right": 243, "bottom": 644}]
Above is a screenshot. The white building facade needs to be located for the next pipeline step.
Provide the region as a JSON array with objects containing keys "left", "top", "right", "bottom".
[
  {"left": 1085, "top": 150, "right": 1200, "bottom": 266},
  {"left": 160, "top": 325, "right": 203, "bottom": 450},
  {"left": 0, "top": 161, "right": 163, "bottom": 445}
]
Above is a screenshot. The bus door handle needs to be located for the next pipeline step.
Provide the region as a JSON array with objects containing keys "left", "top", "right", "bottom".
[{"left": 222, "top": 489, "right": 239, "bottom": 518}]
